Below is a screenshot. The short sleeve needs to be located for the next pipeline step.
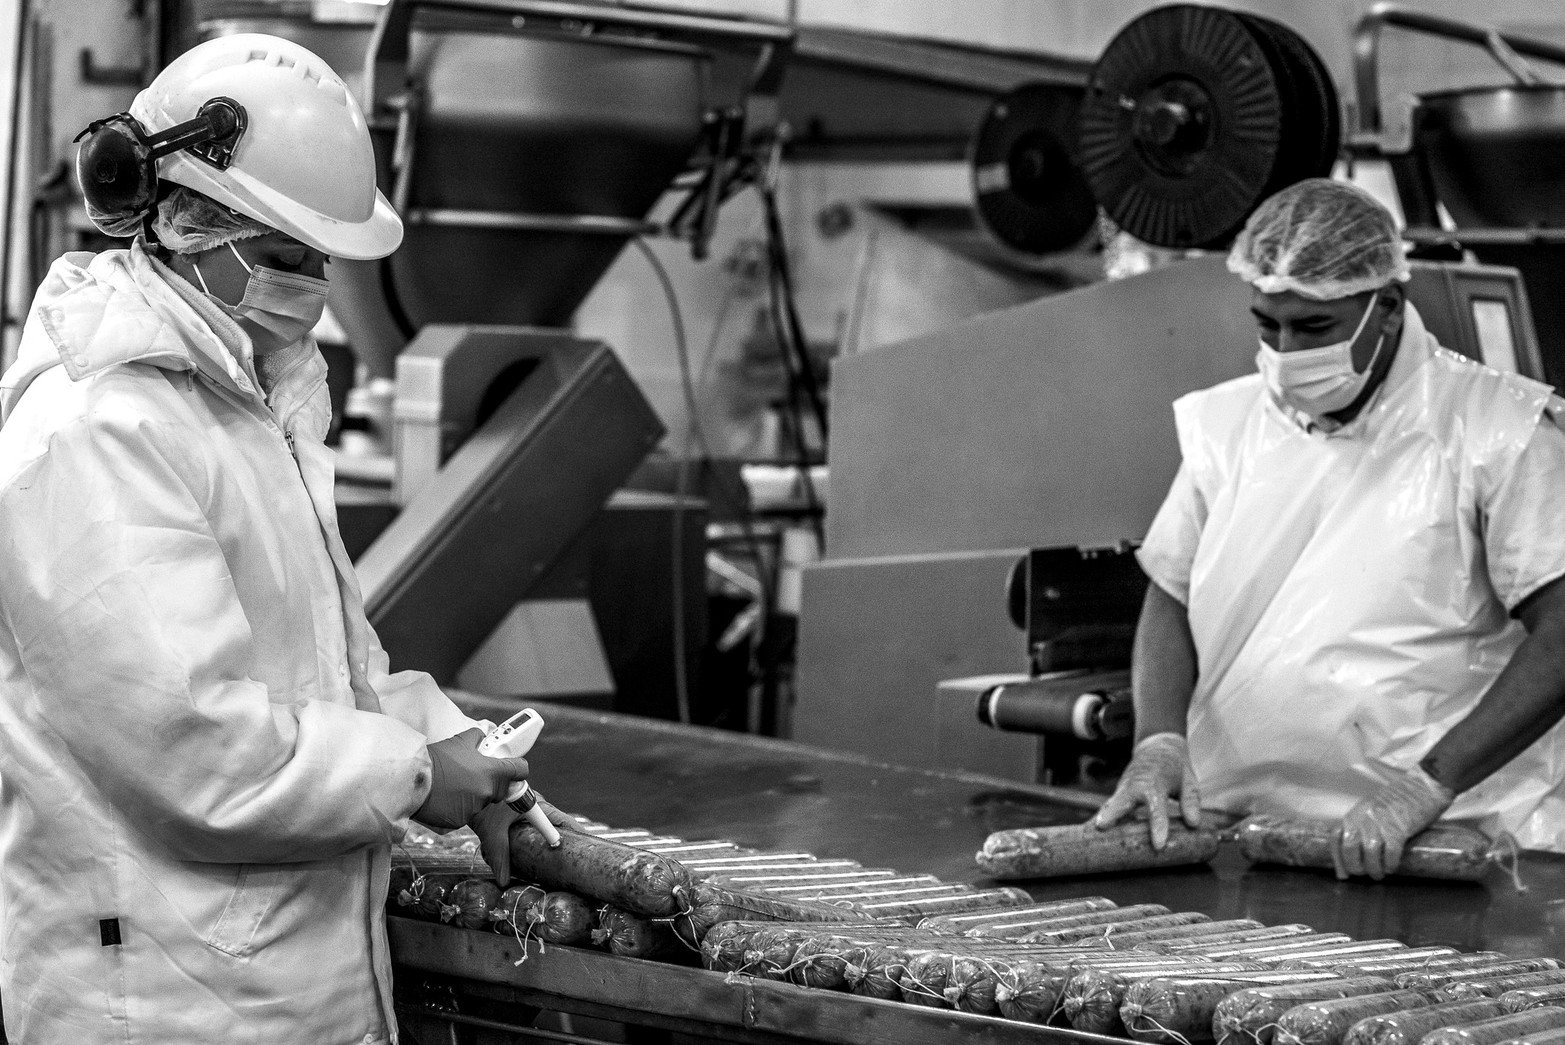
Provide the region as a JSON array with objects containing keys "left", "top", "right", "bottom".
[
  {"left": 1484, "top": 410, "right": 1565, "bottom": 611},
  {"left": 1137, "top": 462, "right": 1207, "bottom": 606}
]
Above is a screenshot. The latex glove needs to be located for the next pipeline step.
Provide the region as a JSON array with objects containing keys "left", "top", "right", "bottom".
[
  {"left": 414, "top": 728, "right": 530, "bottom": 832},
  {"left": 468, "top": 802, "right": 521, "bottom": 887},
  {"left": 1333, "top": 765, "right": 1455, "bottom": 881},
  {"left": 1093, "top": 732, "right": 1201, "bottom": 849}
]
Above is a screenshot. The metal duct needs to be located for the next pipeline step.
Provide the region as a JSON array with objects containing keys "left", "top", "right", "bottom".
[{"left": 201, "top": 3, "right": 712, "bottom": 374}]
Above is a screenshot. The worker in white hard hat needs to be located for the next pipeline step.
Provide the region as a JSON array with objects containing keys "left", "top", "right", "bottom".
[
  {"left": 0, "top": 35, "right": 549, "bottom": 1045},
  {"left": 1095, "top": 178, "right": 1565, "bottom": 876}
]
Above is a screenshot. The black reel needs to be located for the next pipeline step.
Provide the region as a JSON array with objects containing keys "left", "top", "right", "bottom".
[
  {"left": 970, "top": 83, "right": 1099, "bottom": 256},
  {"left": 1078, "top": 4, "right": 1339, "bottom": 250},
  {"left": 75, "top": 97, "right": 248, "bottom": 227}
]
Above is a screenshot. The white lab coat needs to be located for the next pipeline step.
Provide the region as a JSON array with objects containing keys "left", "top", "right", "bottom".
[
  {"left": 0, "top": 242, "right": 480, "bottom": 1044},
  {"left": 1139, "top": 304, "right": 1565, "bottom": 851}
]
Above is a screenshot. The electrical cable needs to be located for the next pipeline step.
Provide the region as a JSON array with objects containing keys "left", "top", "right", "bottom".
[{"left": 632, "top": 237, "right": 696, "bottom": 726}]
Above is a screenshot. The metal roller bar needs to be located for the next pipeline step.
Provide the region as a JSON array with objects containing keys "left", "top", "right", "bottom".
[
  {"left": 405, "top": 209, "right": 660, "bottom": 236},
  {"left": 1353, "top": 3, "right": 1565, "bottom": 139}
]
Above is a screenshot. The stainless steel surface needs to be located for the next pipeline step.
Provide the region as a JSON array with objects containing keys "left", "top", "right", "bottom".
[
  {"left": 1352, "top": 3, "right": 1565, "bottom": 140},
  {"left": 390, "top": 918, "right": 1107, "bottom": 1044},
  {"left": 1414, "top": 86, "right": 1565, "bottom": 230},
  {"left": 521, "top": 704, "right": 1565, "bottom": 958},
  {"left": 368, "top": 19, "right": 708, "bottom": 334}
]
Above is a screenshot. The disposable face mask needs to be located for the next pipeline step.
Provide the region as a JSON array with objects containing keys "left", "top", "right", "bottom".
[
  {"left": 1256, "top": 292, "right": 1386, "bottom": 419},
  {"left": 193, "top": 241, "right": 329, "bottom": 352}
]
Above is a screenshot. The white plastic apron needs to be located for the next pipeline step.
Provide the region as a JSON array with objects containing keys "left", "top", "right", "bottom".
[{"left": 1164, "top": 308, "right": 1565, "bottom": 850}]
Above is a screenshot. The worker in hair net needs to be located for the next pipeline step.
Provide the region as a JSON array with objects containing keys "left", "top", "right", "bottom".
[
  {"left": 1095, "top": 178, "right": 1565, "bottom": 876},
  {"left": 0, "top": 35, "right": 568, "bottom": 1045}
]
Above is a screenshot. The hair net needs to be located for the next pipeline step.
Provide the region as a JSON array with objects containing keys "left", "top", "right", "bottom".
[
  {"left": 1226, "top": 178, "right": 1410, "bottom": 300},
  {"left": 150, "top": 185, "right": 272, "bottom": 254}
]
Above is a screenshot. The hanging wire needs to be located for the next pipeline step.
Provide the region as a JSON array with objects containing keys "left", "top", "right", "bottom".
[{"left": 632, "top": 237, "right": 696, "bottom": 726}]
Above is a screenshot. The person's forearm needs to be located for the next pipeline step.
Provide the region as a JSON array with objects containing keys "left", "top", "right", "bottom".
[
  {"left": 1132, "top": 582, "right": 1199, "bottom": 742},
  {"left": 1421, "top": 608, "right": 1565, "bottom": 794}
]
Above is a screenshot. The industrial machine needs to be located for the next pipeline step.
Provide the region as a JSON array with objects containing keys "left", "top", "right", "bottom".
[
  {"left": 796, "top": 3, "right": 1552, "bottom": 785},
  {"left": 964, "top": 544, "right": 1144, "bottom": 787},
  {"left": 185, "top": 0, "right": 1103, "bottom": 717},
  {"left": 1353, "top": 4, "right": 1565, "bottom": 387}
]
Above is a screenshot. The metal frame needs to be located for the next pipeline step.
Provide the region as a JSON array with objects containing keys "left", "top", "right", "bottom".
[{"left": 390, "top": 919, "right": 1115, "bottom": 1045}]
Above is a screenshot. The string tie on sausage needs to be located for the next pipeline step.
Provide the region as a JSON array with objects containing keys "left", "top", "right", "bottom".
[
  {"left": 1491, "top": 831, "right": 1528, "bottom": 893},
  {"left": 1128, "top": 1012, "right": 1196, "bottom": 1045}
]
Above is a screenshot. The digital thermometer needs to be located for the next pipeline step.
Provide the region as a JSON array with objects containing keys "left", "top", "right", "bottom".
[{"left": 476, "top": 708, "right": 562, "bottom": 848}]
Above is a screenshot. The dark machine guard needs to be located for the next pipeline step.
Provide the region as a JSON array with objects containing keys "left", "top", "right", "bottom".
[{"left": 356, "top": 328, "right": 665, "bottom": 685}]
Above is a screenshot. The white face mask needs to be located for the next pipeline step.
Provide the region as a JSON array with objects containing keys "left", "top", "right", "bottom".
[
  {"left": 194, "top": 241, "right": 329, "bottom": 354},
  {"left": 1256, "top": 292, "right": 1387, "bottom": 419}
]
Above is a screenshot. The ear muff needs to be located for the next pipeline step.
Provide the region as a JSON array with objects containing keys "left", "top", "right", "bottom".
[{"left": 74, "top": 97, "right": 248, "bottom": 228}]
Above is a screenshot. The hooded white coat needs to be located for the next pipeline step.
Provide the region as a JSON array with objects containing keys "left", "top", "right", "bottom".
[{"left": 0, "top": 242, "right": 479, "bottom": 1044}]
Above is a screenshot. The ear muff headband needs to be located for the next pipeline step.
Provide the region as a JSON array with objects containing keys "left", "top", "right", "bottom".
[{"left": 74, "top": 97, "right": 248, "bottom": 227}]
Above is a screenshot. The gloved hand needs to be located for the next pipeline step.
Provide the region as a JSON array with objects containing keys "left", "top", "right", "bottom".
[
  {"left": 467, "top": 802, "right": 522, "bottom": 887},
  {"left": 1333, "top": 765, "right": 1455, "bottom": 881},
  {"left": 414, "top": 728, "right": 530, "bottom": 832},
  {"left": 1093, "top": 732, "right": 1201, "bottom": 849}
]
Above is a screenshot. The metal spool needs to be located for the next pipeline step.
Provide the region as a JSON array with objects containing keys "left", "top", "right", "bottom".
[
  {"left": 970, "top": 84, "right": 1098, "bottom": 255},
  {"left": 1078, "top": 4, "right": 1339, "bottom": 250}
]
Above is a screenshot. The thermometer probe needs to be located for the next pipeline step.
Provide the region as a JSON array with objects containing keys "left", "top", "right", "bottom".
[{"left": 476, "top": 708, "right": 562, "bottom": 848}]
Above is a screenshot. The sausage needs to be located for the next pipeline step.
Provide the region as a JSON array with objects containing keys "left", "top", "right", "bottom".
[
  {"left": 529, "top": 891, "right": 595, "bottom": 945},
  {"left": 993, "top": 957, "right": 1063, "bottom": 1023},
  {"left": 1502, "top": 986, "right": 1565, "bottom": 1013},
  {"left": 1123, "top": 975, "right": 1274, "bottom": 1044},
  {"left": 441, "top": 878, "right": 502, "bottom": 930},
  {"left": 1340, "top": 999, "right": 1509, "bottom": 1045},
  {"left": 766, "top": 876, "right": 943, "bottom": 897},
  {"left": 989, "top": 904, "right": 1179, "bottom": 940},
  {"left": 510, "top": 823, "right": 693, "bottom": 917},
  {"left": 1212, "top": 977, "right": 1400, "bottom": 1045},
  {"left": 1274, "top": 991, "right": 1435, "bottom": 1045},
  {"left": 922, "top": 897, "right": 1118, "bottom": 932},
  {"left": 1235, "top": 816, "right": 1491, "bottom": 881},
  {"left": 978, "top": 820, "right": 1222, "bottom": 880},
  {"left": 1266, "top": 943, "right": 1425, "bottom": 971},
  {"left": 700, "top": 921, "right": 757, "bottom": 972},
  {"left": 1154, "top": 925, "right": 1321, "bottom": 955},
  {"left": 1397, "top": 963, "right": 1565, "bottom": 992},
  {"left": 491, "top": 884, "right": 548, "bottom": 934},
  {"left": 1196, "top": 937, "right": 1359, "bottom": 961},
  {"left": 1124, "top": 971, "right": 1353, "bottom": 1045},
  {"left": 1098, "top": 919, "right": 1267, "bottom": 950},
  {"left": 1417, "top": 1008, "right": 1565, "bottom": 1045},
  {"left": 735, "top": 925, "right": 807, "bottom": 979},
  {"left": 1334, "top": 954, "right": 1512, "bottom": 978},
  {"left": 1437, "top": 974, "right": 1565, "bottom": 1003},
  {"left": 594, "top": 906, "right": 691, "bottom": 963},
  {"left": 848, "top": 889, "right": 1033, "bottom": 922},
  {"left": 1065, "top": 963, "right": 1264, "bottom": 1036},
  {"left": 846, "top": 943, "right": 912, "bottom": 1000},
  {"left": 672, "top": 881, "right": 865, "bottom": 944}
]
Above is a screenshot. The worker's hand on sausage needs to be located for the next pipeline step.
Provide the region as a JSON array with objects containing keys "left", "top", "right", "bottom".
[
  {"left": 414, "top": 727, "right": 531, "bottom": 832},
  {"left": 467, "top": 802, "right": 522, "bottom": 887},
  {"left": 1093, "top": 732, "right": 1201, "bottom": 849},
  {"left": 1332, "top": 764, "right": 1455, "bottom": 881}
]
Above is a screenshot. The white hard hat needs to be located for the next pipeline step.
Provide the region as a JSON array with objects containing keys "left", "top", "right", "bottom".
[{"left": 129, "top": 34, "right": 402, "bottom": 261}]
